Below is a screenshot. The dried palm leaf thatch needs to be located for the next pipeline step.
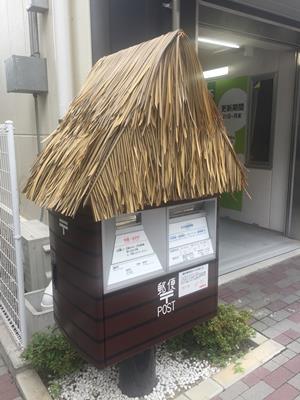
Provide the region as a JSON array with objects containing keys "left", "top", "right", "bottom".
[{"left": 24, "top": 30, "right": 246, "bottom": 221}]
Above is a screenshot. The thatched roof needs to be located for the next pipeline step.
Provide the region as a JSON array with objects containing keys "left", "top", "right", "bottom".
[{"left": 24, "top": 30, "right": 246, "bottom": 221}]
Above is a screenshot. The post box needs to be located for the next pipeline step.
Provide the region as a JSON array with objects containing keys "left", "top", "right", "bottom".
[
  {"left": 49, "top": 197, "right": 218, "bottom": 368},
  {"left": 24, "top": 31, "right": 246, "bottom": 385}
]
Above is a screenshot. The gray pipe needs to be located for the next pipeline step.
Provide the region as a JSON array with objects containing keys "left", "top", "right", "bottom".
[
  {"left": 28, "top": 9, "right": 43, "bottom": 220},
  {"left": 28, "top": 11, "right": 40, "bottom": 57},
  {"left": 172, "top": 0, "right": 180, "bottom": 30}
]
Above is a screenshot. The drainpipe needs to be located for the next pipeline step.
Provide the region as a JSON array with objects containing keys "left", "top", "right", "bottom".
[
  {"left": 41, "top": 0, "right": 74, "bottom": 308},
  {"left": 172, "top": 0, "right": 180, "bottom": 30},
  {"left": 27, "top": 8, "right": 43, "bottom": 223},
  {"left": 27, "top": 10, "right": 42, "bottom": 154},
  {"left": 52, "top": 0, "right": 74, "bottom": 119}
]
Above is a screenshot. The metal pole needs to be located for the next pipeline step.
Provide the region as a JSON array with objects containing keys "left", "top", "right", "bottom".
[
  {"left": 172, "top": 0, "right": 180, "bottom": 30},
  {"left": 119, "top": 348, "right": 157, "bottom": 397},
  {"left": 285, "top": 51, "right": 300, "bottom": 237},
  {"left": 5, "top": 121, "right": 27, "bottom": 347},
  {"left": 28, "top": 11, "right": 40, "bottom": 57}
]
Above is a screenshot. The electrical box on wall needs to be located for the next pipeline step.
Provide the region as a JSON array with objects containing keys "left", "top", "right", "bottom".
[
  {"left": 26, "top": 0, "right": 48, "bottom": 13},
  {"left": 5, "top": 55, "right": 48, "bottom": 94},
  {"left": 49, "top": 197, "right": 218, "bottom": 368}
]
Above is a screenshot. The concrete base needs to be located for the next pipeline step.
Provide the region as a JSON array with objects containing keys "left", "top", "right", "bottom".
[
  {"left": 21, "top": 219, "right": 51, "bottom": 292},
  {"left": 25, "top": 289, "right": 54, "bottom": 341}
]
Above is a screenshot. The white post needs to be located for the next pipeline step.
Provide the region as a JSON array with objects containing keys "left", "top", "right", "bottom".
[
  {"left": 5, "top": 121, "right": 27, "bottom": 347},
  {"left": 52, "top": 0, "right": 74, "bottom": 119}
]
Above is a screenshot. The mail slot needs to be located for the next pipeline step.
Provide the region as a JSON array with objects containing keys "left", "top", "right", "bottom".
[{"left": 49, "top": 197, "right": 218, "bottom": 368}]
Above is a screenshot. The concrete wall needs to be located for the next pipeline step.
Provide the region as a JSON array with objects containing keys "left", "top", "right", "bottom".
[
  {"left": 202, "top": 47, "right": 296, "bottom": 232},
  {"left": 0, "top": 0, "right": 92, "bottom": 220}
]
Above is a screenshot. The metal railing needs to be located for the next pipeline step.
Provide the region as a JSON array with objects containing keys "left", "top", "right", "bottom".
[{"left": 0, "top": 121, "right": 27, "bottom": 347}]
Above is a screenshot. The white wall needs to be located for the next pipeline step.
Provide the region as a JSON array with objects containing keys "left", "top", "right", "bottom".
[
  {"left": 201, "top": 47, "right": 296, "bottom": 232},
  {"left": 0, "top": 0, "right": 92, "bottom": 220}
]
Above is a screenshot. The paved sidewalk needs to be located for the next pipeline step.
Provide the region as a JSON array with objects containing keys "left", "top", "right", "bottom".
[
  {"left": 0, "top": 354, "right": 21, "bottom": 400},
  {"left": 214, "top": 255, "right": 300, "bottom": 400}
]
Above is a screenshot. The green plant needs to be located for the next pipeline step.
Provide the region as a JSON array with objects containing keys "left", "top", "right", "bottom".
[
  {"left": 22, "top": 328, "right": 85, "bottom": 380},
  {"left": 233, "top": 360, "right": 245, "bottom": 374},
  {"left": 48, "top": 381, "right": 62, "bottom": 399},
  {"left": 167, "top": 304, "right": 255, "bottom": 365},
  {"left": 192, "top": 304, "right": 254, "bottom": 358}
]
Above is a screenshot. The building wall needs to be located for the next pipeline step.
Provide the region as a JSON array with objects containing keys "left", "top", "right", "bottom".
[
  {"left": 0, "top": 0, "right": 92, "bottom": 219},
  {"left": 232, "top": 0, "right": 300, "bottom": 22}
]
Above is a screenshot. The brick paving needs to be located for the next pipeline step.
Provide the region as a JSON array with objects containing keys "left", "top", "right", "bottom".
[
  {"left": 0, "top": 355, "right": 22, "bottom": 400},
  {"left": 214, "top": 255, "right": 300, "bottom": 400}
]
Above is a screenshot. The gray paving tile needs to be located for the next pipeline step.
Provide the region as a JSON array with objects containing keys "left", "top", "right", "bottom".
[
  {"left": 272, "top": 353, "right": 290, "bottom": 366},
  {"left": 262, "top": 327, "right": 282, "bottom": 339},
  {"left": 284, "top": 295, "right": 299, "bottom": 305},
  {"left": 271, "top": 310, "right": 291, "bottom": 322},
  {"left": 252, "top": 321, "right": 268, "bottom": 332},
  {"left": 232, "top": 298, "right": 251, "bottom": 309},
  {"left": 0, "top": 356, "right": 4, "bottom": 367},
  {"left": 253, "top": 309, "right": 272, "bottom": 320},
  {"left": 241, "top": 382, "right": 274, "bottom": 400},
  {"left": 251, "top": 299, "right": 271, "bottom": 310},
  {"left": 263, "top": 360, "right": 280, "bottom": 372},
  {"left": 287, "top": 340, "right": 300, "bottom": 353},
  {"left": 246, "top": 292, "right": 263, "bottom": 301},
  {"left": 277, "top": 279, "right": 294, "bottom": 289},
  {"left": 288, "top": 373, "right": 300, "bottom": 390},
  {"left": 271, "top": 319, "right": 299, "bottom": 332},
  {"left": 261, "top": 316, "right": 277, "bottom": 327},
  {"left": 267, "top": 293, "right": 283, "bottom": 302},
  {"left": 281, "top": 349, "right": 297, "bottom": 360},
  {"left": 220, "top": 381, "right": 249, "bottom": 400}
]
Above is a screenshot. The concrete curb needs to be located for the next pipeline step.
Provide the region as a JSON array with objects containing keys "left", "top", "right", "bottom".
[
  {"left": 16, "top": 369, "right": 52, "bottom": 400},
  {"left": 175, "top": 332, "right": 285, "bottom": 400},
  {"left": 0, "top": 318, "right": 29, "bottom": 375}
]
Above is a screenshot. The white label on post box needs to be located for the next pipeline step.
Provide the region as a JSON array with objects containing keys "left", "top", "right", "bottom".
[
  {"left": 169, "top": 217, "right": 209, "bottom": 249},
  {"left": 178, "top": 264, "right": 209, "bottom": 297},
  {"left": 112, "top": 230, "right": 153, "bottom": 264},
  {"left": 108, "top": 253, "right": 162, "bottom": 285},
  {"left": 109, "top": 229, "right": 163, "bottom": 285},
  {"left": 168, "top": 216, "right": 213, "bottom": 267},
  {"left": 169, "top": 238, "right": 213, "bottom": 266}
]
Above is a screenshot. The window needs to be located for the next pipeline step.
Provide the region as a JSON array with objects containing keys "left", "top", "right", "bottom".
[{"left": 246, "top": 74, "right": 276, "bottom": 168}]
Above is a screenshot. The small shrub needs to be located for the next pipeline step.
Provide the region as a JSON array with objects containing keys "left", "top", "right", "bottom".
[
  {"left": 22, "top": 328, "right": 85, "bottom": 380},
  {"left": 167, "top": 304, "right": 255, "bottom": 365},
  {"left": 192, "top": 304, "right": 254, "bottom": 358}
]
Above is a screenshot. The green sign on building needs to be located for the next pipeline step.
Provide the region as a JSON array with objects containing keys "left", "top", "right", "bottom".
[{"left": 208, "top": 76, "right": 248, "bottom": 211}]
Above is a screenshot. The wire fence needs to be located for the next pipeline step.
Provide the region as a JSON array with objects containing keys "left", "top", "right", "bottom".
[{"left": 0, "top": 121, "right": 27, "bottom": 347}]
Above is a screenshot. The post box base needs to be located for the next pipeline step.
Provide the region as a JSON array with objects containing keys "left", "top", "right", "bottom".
[{"left": 118, "top": 348, "right": 157, "bottom": 397}]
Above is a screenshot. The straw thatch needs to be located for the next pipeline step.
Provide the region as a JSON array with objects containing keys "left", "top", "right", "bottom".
[{"left": 24, "top": 30, "right": 246, "bottom": 221}]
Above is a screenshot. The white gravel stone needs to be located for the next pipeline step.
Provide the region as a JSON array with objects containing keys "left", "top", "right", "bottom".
[{"left": 52, "top": 345, "right": 218, "bottom": 400}]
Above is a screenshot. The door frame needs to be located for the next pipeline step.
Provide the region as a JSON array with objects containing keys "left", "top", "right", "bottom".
[{"left": 196, "top": 0, "right": 300, "bottom": 238}]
